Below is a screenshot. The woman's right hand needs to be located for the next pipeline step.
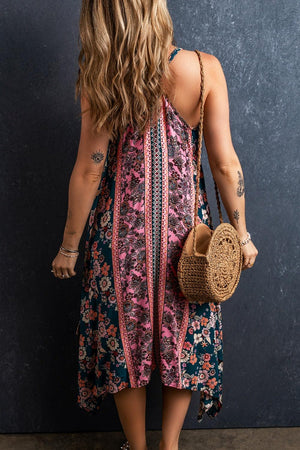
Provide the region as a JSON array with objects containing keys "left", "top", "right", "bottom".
[
  {"left": 51, "top": 250, "right": 78, "bottom": 279},
  {"left": 241, "top": 240, "right": 258, "bottom": 270}
]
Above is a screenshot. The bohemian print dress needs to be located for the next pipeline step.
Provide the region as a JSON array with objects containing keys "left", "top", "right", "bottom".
[{"left": 76, "top": 47, "right": 223, "bottom": 423}]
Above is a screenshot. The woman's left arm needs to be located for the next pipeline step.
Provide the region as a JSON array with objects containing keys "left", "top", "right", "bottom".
[{"left": 51, "top": 94, "right": 111, "bottom": 278}]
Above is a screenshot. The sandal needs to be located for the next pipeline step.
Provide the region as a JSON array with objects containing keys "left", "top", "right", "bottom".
[{"left": 120, "top": 440, "right": 130, "bottom": 449}]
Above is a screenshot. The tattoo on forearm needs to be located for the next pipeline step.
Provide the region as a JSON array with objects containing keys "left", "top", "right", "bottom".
[
  {"left": 233, "top": 209, "right": 240, "bottom": 223},
  {"left": 91, "top": 151, "right": 104, "bottom": 164},
  {"left": 237, "top": 170, "right": 245, "bottom": 197}
]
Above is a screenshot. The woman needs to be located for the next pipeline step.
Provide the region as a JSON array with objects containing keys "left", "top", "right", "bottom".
[{"left": 51, "top": 1, "right": 258, "bottom": 449}]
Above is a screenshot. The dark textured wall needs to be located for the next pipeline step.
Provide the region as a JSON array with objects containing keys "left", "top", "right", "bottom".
[{"left": 0, "top": 0, "right": 299, "bottom": 433}]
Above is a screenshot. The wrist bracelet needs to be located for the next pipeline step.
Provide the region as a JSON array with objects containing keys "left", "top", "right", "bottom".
[
  {"left": 60, "top": 245, "right": 79, "bottom": 253},
  {"left": 239, "top": 232, "right": 251, "bottom": 246},
  {"left": 59, "top": 249, "right": 79, "bottom": 258}
]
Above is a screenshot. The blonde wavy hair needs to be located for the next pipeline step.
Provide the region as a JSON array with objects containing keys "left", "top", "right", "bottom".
[{"left": 75, "top": 0, "right": 176, "bottom": 142}]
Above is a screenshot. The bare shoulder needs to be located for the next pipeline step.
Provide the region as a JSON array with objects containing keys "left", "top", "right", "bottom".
[
  {"left": 175, "top": 49, "right": 226, "bottom": 99},
  {"left": 200, "top": 51, "right": 227, "bottom": 92},
  {"left": 166, "top": 48, "right": 227, "bottom": 127}
]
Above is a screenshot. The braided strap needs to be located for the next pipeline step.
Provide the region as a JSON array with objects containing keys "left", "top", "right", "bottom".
[{"left": 193, "top": 50, "right": 224, "bottom": 256}]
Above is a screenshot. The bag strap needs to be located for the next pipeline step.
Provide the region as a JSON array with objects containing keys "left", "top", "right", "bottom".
[{"left": 193, "top": 50, "right": 224, "bottom": 243}]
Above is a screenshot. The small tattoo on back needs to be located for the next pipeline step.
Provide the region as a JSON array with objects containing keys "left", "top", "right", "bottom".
[
  {"left": 237, "top": 170, "right": 245, "bottom": 197},
  {"left": 91, "top": 151, "right": 104, "bottom": 164}
]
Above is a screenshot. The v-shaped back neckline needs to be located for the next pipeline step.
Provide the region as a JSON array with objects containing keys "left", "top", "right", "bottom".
[{"left": 163, "top": 94, "right": 200, "bottom": 132}]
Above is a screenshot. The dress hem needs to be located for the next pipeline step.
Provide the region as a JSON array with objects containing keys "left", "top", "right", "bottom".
[{"left": 77, "top": 367, "right": 222, "bottom": 423}]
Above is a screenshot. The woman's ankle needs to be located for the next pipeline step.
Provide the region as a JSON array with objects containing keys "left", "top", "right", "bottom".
[
  {"left": 125, "top": 440, "right": 148, "bottom": 450},
  {"left": 159, "top": 439, "right": 178, "bottom": 450}
]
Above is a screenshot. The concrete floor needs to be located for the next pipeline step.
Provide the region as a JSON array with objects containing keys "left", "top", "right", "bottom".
[{"left": 0, "top": 428, "right": 299, "bottom": 450}]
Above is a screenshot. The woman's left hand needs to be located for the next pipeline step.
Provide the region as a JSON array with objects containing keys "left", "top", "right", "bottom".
[{"left": 51, "top": 251, "right": 78, "bottom": 279}]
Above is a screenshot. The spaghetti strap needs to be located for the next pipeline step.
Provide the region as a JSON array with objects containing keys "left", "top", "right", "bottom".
[{"left": 168, "top": 47, "right": 182, "bottom": 62}]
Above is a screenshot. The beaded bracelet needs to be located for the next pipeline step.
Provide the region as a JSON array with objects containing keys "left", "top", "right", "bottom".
[
  {"left": 59, "top": 249, "right": 79, "bottom": 258},
  {"left": 239, "top": 232, "right": 251, "bottom": 246},
  {"left": 60, "top": 245, "right": 79, "bottom": 253}
]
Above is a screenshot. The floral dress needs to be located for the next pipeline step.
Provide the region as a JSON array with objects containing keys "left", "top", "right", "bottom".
[{"left": 76, "top": 47, "right": 223, "bottom": 423}]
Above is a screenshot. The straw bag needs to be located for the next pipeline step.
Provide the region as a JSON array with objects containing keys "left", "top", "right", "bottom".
[{"left": 177, "top": 50, "right": 243, "bottom": 304}]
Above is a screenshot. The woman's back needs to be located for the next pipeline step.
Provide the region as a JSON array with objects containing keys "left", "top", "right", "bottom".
[{"left": 162, "top": 46, "right": 211, "bottom": 131}]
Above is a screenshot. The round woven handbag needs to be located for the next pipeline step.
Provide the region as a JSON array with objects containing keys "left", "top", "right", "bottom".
[{"left": 177, "top": 50, "right": 243, "bottom": 304}]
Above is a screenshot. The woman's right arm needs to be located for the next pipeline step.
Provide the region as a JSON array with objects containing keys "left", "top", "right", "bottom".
[{"left": 203, "top": 54, "right": 258, "bottom": 269}]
